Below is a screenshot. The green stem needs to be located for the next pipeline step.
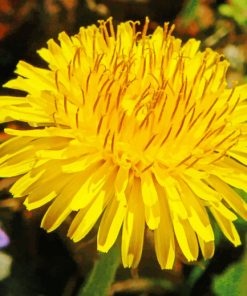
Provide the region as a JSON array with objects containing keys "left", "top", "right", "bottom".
[{"left": 77, "top": 243, "right": 121, "bottom": 296}]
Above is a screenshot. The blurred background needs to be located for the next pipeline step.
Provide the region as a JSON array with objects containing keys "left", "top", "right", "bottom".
[{"left": 0, "top": 0, "right": 247, "bottom": 295}]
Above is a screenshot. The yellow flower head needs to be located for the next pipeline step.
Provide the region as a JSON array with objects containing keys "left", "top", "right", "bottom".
[{"left": 0, "top": 17, "right": 247, "bottom": 269}]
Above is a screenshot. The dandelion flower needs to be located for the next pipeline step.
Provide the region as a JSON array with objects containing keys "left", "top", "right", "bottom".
[{"left": 0, "top": 17, "right": 247, "bottom": 269}]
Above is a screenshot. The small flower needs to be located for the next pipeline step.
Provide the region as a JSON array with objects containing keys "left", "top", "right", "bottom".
[
  {"left": 0, "top": 227, "right": 10, "bottom": 249},
  {"left": 0, "top": 17, "right": 247, "bottom": 269}
]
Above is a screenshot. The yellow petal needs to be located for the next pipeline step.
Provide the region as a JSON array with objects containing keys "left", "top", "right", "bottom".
[
  {"left": 11, "top": 160, "right": 60, "bottom": 197},
  {"left": 210, "top": 207, "right": 241, "bottom": 246},
  {"left": 0, "top": 105, "right": 51, "bottom": 124},
  {"left": 154, "top": 184, "right": 175, "bottom": 269},
  {"left": 37, "top": 47, "right": 52, "bottom": 64},
  {"left": 58, "top": 31, "right": 75, "bottom": 62},
  {"left": 122, "top": 178, "right": 145, "bottom": 268},
  {"left": 4, "top": 76, "right": 45, "bottom": 95},
  {"left": 15, "top": 61, "right": 54, "bottom": 90},
  {"left": 144, "top": 198, "right": 160, "bottom": 230},
  {"left": 10, "top": 169, "right": 45, "bottom": 197},
  {"left": 0, "top": 96, "right": 26, "bottom": 106},
  {"left": 0, "top": 154, "right": 36, "bottom": 177},
  {"left": 62, "top": 153, "right": 102, "bottom": 173},
  {"left": 0, "top": 137, "right": 33, "bottom": 158},
  {"left": 68, "top": 187, "right": 113, "bottom": 242},
  {"left": 211, "top": 158, "right": 247, "bottom": 192},
  {"left": 114, "top": 166, "right": 129, "bottom": 202},
  {"left": 164, "top": 177, "right": 188, "bottom": 219},
  {"left": 4, "top": 127, "right": 75, "bottom": 139},
  {"left": 198, "top": 236, "right": 215, "bottom": 259},
  {"left": 41, "top": 174, "right": 85, "bottom": 232},
  {"left": 41, "top": 196, "right": 72, "bottom": 232},
  {"left": 210, "top": 201, "right": 237, "bottom": 221},
  {"left": 47, "top": 39, "right": 68, "bottom": 69},
  {"left": 25, "top": 191, "right": 57, "bottom": 211},
  {"left": 173, "top": 217, "right": 199, "bottom": 261},
  {"left": 97, "top": 198, "right": 126, "bottom": 252},
  {"left": 183, "top": 175, "right": 221, "bottom": 202},
  {"left": 228, "top": 150, "right": 247, "bottom": 166},
  {"left": 0, "top": 144, "right": 31, "bottom": 166},
  {"left": 178, "top": 178, "right": 214, "bottom": 242},
  {"left": 70, "top": 161, "right": 114, "bottom": 210},
  {"left": 208, "top": 175, "right": 247, "bottom": 220},
  {"left": 141, "top": 172, "right": 158, "bottom": 206},
  {"left": 212, "top": 173, "right": 247, "bottom": 195},
  {"left": 24, "top": 172, "right": 71, "bottom": 210}
]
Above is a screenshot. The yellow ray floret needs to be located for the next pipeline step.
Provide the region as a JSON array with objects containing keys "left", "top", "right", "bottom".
[{"left": 0, "top": 17, "right": 247, "bottom": 269}]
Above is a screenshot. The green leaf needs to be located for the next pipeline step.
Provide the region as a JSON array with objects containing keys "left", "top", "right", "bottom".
[
  {"left": 213, "top": 240, "right": 247, "bottom": 296},
  {"left": 219, "top": 1, "right": 247, "bottom": 28},
  {"left": 186, "top": 261, "right": 209, "bottom": 292},
  {"left": 180, "top": 0, "right": 199, "bottom": 22},
  {"left": 218, "top": 4, "right": 234, "bottom": 18},
  {"left": 77, "top": 243, "right": 120, "bottom": 296}
]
